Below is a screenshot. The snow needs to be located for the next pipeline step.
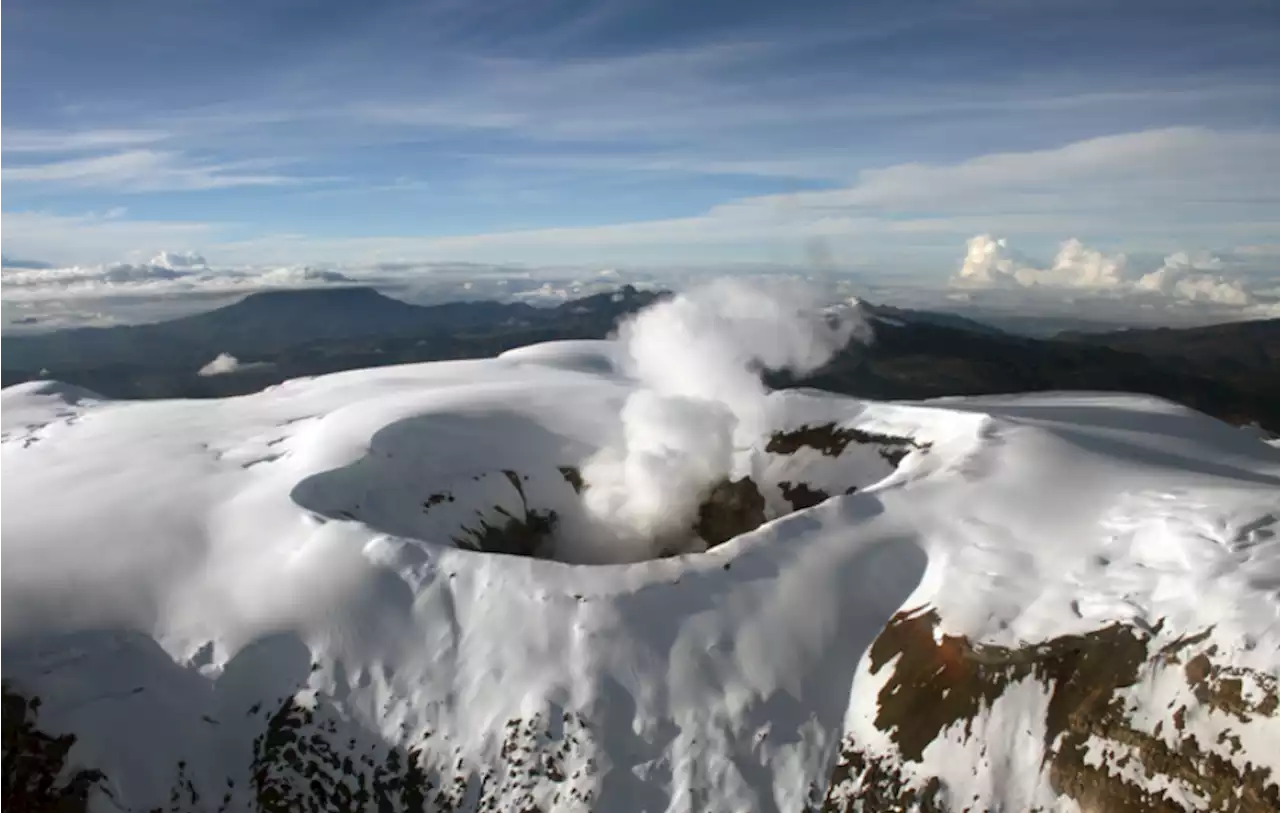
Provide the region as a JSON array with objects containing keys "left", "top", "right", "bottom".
[
  {"left": 3, "top": 335, "right": 1280, "bottom": 810},
  {"left": 1079, "top": 734, "right": 1207, "bottom": 809},
  {"left": 916, "top": 676, "right": 1060, "bottom": 811},
  {"left": 895, "top": 392, "right": 1280, "bottom": 646}
]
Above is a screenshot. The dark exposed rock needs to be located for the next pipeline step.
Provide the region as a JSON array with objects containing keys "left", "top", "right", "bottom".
[
  {"left": 557, "top": 466, "right": 584, "bottom": 494},
  {"left": 423, "top": 491, "right": 454, "bottom": 511},
  {"left": 820, "top": 745, "right": 945, "bottom": 813},
  {"left": 452, "top": 508, "right": 558, "bottom": 559},
  {"left": 767, "top": 424, "right": 926, "bottom": 466},
  {"left": 779, "top": 481, "right": 831, "bottom": 511},
  {"left": 451, "top": 469, "right": 561, "bottom": 558},
  {"left": 2, "top": 685, "right": 108, "bottom": 813},
  {"left": 245, "top": 696, "right": 597, "bottom": 813},
  {"left": 693, "top": 477, "right": 767, "bottom": 548}
]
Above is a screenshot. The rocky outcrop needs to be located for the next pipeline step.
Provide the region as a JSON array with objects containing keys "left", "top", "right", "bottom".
[
  {"left": 819, "top": 608, "right": 1280, "bottom": 812},
  {"left": 778, "top": 481, "right": 832, "bottom": 511},
  {"left": 3, "top": 686, "right": 601, "bottom": 813},
  {"left": 693, "top": 477, "right": 767, "bottom": 549},
  {"left": 767, "top": 423, "right": 927, "bottom": 466},
  {"left": 246, "top": 697, "right": 594, "bottom": 813},
  {"left": 3, "top": 685, "right": 107, "bottom": 813},
  {"left": 450, "top": 471, "right": 559, "bottom": 559}
]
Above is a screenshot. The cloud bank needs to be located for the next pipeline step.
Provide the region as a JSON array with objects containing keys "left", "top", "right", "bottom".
[
  {"left": 2, "top": 258, "right": 355, "bottom": 301},
  {"left": 1134, "top": 252, "right": 1252, "bottom": 306},
  {"left": 4, "top": 234, "right": 1275, "bottom": 336},
  {"left": 952, "top": 235, "right": 1275, "bottom": 312}
]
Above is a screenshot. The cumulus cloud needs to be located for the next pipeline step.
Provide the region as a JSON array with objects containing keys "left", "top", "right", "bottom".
[
  {"left": 952, "top": 235, "right": 1274, "bottom": 309},
  {"left": 1134, "top": 252, "right": 1252, "bottom": 306},
  {"left": 955, "top": 236, "right": 1127, "bottom": 290},
  {"left": 1172, "top": 277, "right": 1253, "bottom": 306},
  {"left": 150, "top": 251, "right": 208, "bottom": 269},
  {"left": 569, "top": 279, "right": 871, "bottom": 562}
]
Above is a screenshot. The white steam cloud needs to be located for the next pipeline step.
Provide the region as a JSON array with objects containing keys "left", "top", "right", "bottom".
[
  {"left": 199, "top": 353, "right": 243, "bottom": 376},
  {"left": 198, "top": 353, "right": 274, "bottom": 376},
  {"left": 576, "top": 279, "right": 870, "bottom": 558}
]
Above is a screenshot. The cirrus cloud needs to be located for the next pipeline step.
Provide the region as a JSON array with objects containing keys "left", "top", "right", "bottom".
[
  {"left": 5, "top": 127, "right": 1278, "bottom": 269},
  {"left": 3, "top": 150, "right": 310, "bottom": 192}
]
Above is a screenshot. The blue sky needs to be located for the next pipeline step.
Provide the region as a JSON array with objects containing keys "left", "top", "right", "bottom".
[{"left": 3, "top": 0, "right": 1279, "bottom": 271}]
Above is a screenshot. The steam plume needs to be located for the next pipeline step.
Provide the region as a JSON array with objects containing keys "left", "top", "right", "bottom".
[{"left": 578, "top": 278, "right": 870, "bottom": 556}]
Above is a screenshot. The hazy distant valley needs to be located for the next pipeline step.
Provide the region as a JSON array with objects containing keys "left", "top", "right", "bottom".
[{"left": 5, "top": 284, "right": 1278, "bottom": 434}]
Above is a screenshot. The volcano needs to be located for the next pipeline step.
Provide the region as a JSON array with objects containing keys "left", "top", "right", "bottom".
[{"left": 3, "top": 332, "right": 1278, "bottom": 811}]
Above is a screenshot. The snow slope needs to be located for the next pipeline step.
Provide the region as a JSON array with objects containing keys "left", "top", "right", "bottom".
[{"left": 3, "top": 341, "right": 1279, "bottom": 812}]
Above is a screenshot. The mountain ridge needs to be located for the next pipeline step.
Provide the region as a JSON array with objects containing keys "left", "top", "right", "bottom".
[
  {"left": 2, "top": 284, "right": 664, "bottom": 369},
  {"left": 4, "top": 286, "right": 1278, "bottom": 431}
]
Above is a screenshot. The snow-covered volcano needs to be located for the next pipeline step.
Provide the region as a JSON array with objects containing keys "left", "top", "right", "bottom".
[{"left": 3, "top": 293, "right": 1279, "bottom": 811}]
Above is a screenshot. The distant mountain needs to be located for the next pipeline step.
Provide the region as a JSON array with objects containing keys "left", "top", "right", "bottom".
[
  {"left": 2, "top": 285, "right": 661, "bottom": 371},
  {"left": 195, "top": 286, "right": 556, "bottom": 348},
  {"left": 1059, "top": 318, "right": 1280, "bottom": 365},
  {"left": 0, "top": 255, "right": 55, "bottom": 270},
  {"left": 958, "top": 312, "right": 1144, "bottom": 337},
  {"left": 859, "top": 302, "right": 1007, "bottom": 335},
  {"left": 2, "top": 286, "right": 518, "bottom": 369},
  {"left": 780, "top": 315, "right": 1280, "bottom": 431},
  {"left": 3, "top": 287, "right": 1277, "bottom": 431}
]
